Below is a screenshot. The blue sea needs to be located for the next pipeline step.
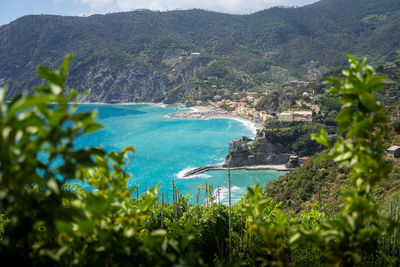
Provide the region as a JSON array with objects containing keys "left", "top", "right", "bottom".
[{"left": 75, "top": 104, "right": 284, "bottom": 203}]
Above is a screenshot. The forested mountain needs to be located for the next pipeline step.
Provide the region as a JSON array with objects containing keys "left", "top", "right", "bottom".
[{"left": 1, "top": 0, "right": 399, "bottom": 103}]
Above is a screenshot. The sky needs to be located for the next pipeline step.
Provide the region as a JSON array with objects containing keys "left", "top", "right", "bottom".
[{"left": 0, "top": 0, "right": 320, "bottom": 26}]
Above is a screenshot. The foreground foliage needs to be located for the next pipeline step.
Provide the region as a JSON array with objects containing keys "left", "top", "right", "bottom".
[
  {"left": 0, "top": 55, "right": 399, "bottom": 266},
  {"left": 292, "top": 55, "right": 394, "bottom": 265}
]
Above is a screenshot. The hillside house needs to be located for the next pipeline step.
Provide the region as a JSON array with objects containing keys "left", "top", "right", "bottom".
[
  {"left": 278, "top": 111, "right": 313, "bottom": 122},
  {"left": 246, "top": 92, "right": 258, "bottom": 100},
  {"left": 213, "top": 95, "right": 222, "bottom": 101},
  {"left": 287, "top": 155, "right": 299, "bottom": 168},
  {"left": 290, "top": 80, "right": 309, "bottom": 87},
  {"left": 386, "top": 146, "right": 400, "bottom": 158},
  {"left": 299, "top": 156, "right": 311, "bottom": 165},
  {"left": 292, "top": 111, "right": 313, "bottom": 122}
]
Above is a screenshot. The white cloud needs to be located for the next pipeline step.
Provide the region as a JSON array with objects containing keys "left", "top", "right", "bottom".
[
  {"left": 75, "top": 0, "right": 115, "bottom": 10},
  {"left": 73, "top": 0, "right": 319, "bottom": 14}
]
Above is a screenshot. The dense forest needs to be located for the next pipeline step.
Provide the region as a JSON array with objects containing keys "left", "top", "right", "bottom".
[{"left": 1, "top": 0, "right": 400, "bottom": 103}]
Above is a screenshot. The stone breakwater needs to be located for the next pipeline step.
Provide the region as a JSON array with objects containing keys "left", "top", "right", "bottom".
[{"left": 182, "top": 164, "right": 292, "bottom": 178}]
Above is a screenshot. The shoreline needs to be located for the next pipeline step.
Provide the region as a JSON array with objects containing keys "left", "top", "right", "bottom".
[
  {"left": 79, "top": 101, "right": 170, "bottom": 107},
  {"left": 168, "top": 105, "right": 263, "bottom": 136},
  {"left": 68, "top": 101, "right": 260, "bottom": 136},
  {"left": 73, "top": 101, "right": 261, "bottom": 136}
]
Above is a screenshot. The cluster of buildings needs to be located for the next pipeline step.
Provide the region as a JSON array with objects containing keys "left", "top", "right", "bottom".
[
  {"left": 211, "top": 97, "right": 273, "bottom": 122},
  {"left": 205, "top": 90, "right": 314, "bottom": 123}
]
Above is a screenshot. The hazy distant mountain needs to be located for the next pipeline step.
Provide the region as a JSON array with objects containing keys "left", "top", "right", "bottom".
[{"left": 1, "top": 0, "right": 399, "bottom": 103}]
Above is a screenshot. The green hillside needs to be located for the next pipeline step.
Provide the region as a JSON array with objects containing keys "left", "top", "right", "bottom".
[
  {"left": 265, "top": 125, "right": 400, "bottom": 216},
  {"left": 264, "top": 60, "right": 400, "bottom": 215},
  {"left": 1, "top": 0, "right": 400, "bottom": 102}
]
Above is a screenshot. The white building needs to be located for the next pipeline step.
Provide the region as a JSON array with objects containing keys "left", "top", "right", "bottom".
[
  {"left": 278, "top": 111, "right": 312, "bottom": 122},
  {"left": 387, "top": 146, "right": 400, "bottom": 158}
]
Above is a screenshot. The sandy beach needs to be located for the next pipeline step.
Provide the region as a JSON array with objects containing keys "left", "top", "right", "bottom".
[{"left": 168, "top": 105, "right": 263, "bottom": 136}]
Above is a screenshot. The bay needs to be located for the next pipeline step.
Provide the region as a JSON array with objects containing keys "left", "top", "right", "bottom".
[{"left": 75, "top": 104, "right": 285, "bottom": 203}]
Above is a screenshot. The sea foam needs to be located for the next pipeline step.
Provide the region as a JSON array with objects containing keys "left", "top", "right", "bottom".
[
  {"left": 176, "top": 167, "right": 212, "bottom": 179},
  {"left": 212, "top": 186, "right": 241, "bottom": 203}
]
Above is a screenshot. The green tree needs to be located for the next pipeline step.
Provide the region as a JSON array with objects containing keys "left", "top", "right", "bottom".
[
  {"left": 0, "top": 55, "right": 203, "bottom": 265},
  {"left": 0, "top": 54, "right": 106, "bottom": 264}
]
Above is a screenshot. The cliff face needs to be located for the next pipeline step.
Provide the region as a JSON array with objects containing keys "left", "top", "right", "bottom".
[
  {"left": 2, "top": 52, "right": 168, "bottom": 103},
  {"left": 163, "top": 56, "right": 211, "bottom": 104},
  {"left": 225, "top": 135, "right": 290, "bottom": 167},
  {"left": 70, "top": 60, "right": 168, "bottom": 103}
]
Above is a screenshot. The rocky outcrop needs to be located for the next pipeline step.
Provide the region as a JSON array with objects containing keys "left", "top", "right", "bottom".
[{"left": 225, "top": 135, "right": 290, "bottom": 167}]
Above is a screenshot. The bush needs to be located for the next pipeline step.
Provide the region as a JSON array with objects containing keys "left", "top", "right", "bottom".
[{"left": 0, "top": 55, "right": 202, "bottom": 265}]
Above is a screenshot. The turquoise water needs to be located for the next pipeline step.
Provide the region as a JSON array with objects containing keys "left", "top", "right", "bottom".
[{"left": 75, "top": 104, "right": 284, "bottom": 203}]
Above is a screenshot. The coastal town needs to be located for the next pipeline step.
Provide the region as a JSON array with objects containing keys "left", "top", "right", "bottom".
[
  {"left": 169, "top": 89, "right": 314, "bottom": 127},
  {"left": 167, "top": 87, "right": 321, "bottom": 177}
]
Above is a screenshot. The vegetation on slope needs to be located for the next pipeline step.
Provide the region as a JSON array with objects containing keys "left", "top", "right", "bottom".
[
  {"left": 259, "top": 122, "right": 327, "bottom": 156},
  {"left": 1, "top": 0, "right": 400, "bottom": 102},
  {"left": 266, "top": 125, "right": 400, "bottom": 216}
]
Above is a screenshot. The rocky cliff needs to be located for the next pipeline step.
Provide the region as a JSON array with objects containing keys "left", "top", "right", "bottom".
[
  {"left": 225, "top": 135, "right": 290, "bottom": 167},
  {"left": 1, "top": 43, "right": 169, "bottom": 103},
  {"left": 70, "top": 60, "right": 168, "bottom": 103}
]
